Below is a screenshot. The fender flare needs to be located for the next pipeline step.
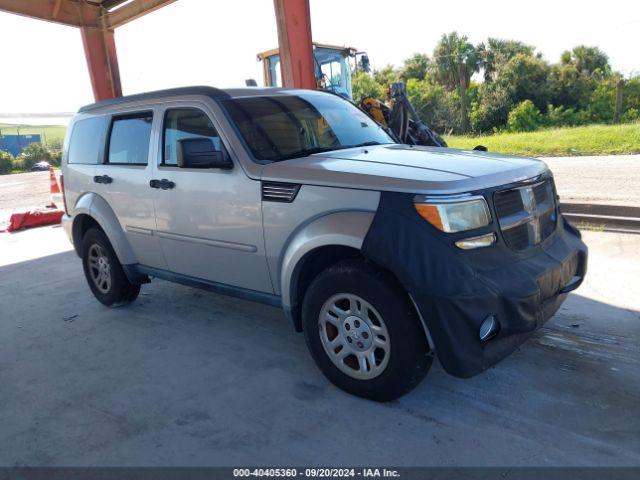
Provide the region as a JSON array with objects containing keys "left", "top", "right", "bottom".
[
  {"left": 279, "top": 210, "right": 375, "bottom": 316},
  {"left": 71, "top": 192, "right": 138, "bottom": 265}
]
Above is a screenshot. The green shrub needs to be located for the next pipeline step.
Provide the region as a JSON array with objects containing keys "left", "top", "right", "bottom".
[
  {"left": 352, "top": 72, "right": 385, "bottom": 104},
  {"left": 0, "top": 150, "right": 13, "bottom": 174},
  {"left": 498, "top": 54, "right": 551, "bottom": 110},
  {"left": 50, "top": 150, "right": 62, "bottom": 167},
  {"left": 470, "top": 81, "right": 513, "bottom": 133},
  {"left": 406, "top": 78, "right": 461, "bottom": 134},
  {"left": 373, "top": 65, "right": 400, "bottom": 87},
  {"left": 11, "top": 156, "right": 25, "bottom": 171},
  {"left": 19, "top": 142, "right": 51, "bottom": 169},
  {"left": 621, "top": 108, "right": 640, "bottom": 123},
  {"left": 400, "top": 53, "right": 430, "bottom": 81},
  {"left": 507, "top": 100, "right": 542, "bottom": 132},
  {"left": 623, "top": 77, "right": 640, "bottom": 113},
  {"left": 585, "top": 79, "right": 616, "bottom": 123},
  {"left": 544, "top": 104, "right": 584, "bottom": 127}
]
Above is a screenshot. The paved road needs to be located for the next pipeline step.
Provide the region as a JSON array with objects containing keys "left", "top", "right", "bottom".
[
  {"left": 0, "top": 226, "right": 638, "bottom": 466},
  {"left": 0, "top": 170, "right": 50, "bottom": 221},
  {"left": 1, "top": 156, "right": 638, "bottom": 224},
  {"left": 543, "top": 155, "right": 640, "bottom": 206}
]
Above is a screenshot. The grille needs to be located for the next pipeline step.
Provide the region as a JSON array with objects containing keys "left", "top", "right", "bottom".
[
  {"left": 494, "top": 178, "right": 557, "bottom": 251},
  {"left": 261, "top": 182, "right": 300, "bottom": 203}
]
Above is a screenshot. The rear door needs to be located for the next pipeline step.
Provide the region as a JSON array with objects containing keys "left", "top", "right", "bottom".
[
  {"left": 92, "top": 109, "right": 166, "bottom": 269},
  {"left": 151, "top": 103, "right": 272, "bottom": 293}
]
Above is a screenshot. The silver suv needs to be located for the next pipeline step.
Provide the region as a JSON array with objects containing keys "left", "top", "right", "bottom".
[{"left": 61, "top": 86, "right": 587, "bottom": 401}]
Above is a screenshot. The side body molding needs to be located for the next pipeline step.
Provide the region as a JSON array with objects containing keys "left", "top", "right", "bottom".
[
  {"left": 71, "top": 192, "right": 139, "bottom": 265},
  {"left": 279, "top": 210, "right": 375, "bottom": 314}
]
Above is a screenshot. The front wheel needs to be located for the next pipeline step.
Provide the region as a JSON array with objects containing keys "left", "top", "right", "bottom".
[
  {"left": 81, "top": 227, "right": 140, "bottom": 307},
  {"left": 302, "top": 259, "right": 432, "bottom": 401}
]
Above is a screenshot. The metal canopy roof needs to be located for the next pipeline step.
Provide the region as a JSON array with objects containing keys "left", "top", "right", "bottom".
[{"left": 0, "top": 0, "right": 176, "bottom": 30}]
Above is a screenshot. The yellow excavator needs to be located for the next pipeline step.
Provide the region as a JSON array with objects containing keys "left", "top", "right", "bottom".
[{"left": 254, "top": 43, "right": 447, "bottom": 147}]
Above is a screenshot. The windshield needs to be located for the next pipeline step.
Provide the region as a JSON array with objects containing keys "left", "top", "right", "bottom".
[
  {"left": 221, "top": 93, "right": 394, "bottom": 162},
  {"left": 314, "top": 47, "right": 352, "bottom": 98}
]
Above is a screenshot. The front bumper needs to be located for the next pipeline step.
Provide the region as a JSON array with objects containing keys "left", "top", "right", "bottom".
[
  {"left": 362, "top": 191, "right": 588, "bottom": 378},
  {"left": 416, "top": 221, "right": 586, "bottom": 377}
]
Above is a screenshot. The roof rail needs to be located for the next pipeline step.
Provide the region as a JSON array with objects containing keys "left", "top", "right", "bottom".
[{"left": 78, "top": 86, "right": 231, "bottom": 113}]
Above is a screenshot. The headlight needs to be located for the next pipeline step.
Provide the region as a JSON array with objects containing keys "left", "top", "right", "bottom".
[{"left": 414, "top": 195, "right": 491, "bottom": 233}]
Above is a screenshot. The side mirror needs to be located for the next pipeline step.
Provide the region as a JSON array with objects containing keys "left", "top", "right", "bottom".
[{"left": 177, "top": 138, "right": 233, "bottom": 169}]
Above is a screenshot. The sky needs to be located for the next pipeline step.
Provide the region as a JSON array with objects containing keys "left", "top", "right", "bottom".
[{"left": 0, "top": 0, "right": 638, "bottom": 117}]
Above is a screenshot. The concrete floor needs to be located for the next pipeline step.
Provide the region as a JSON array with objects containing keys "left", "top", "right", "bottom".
[{"left": 0, "top": 226, "right": 639, "bottom": 466}]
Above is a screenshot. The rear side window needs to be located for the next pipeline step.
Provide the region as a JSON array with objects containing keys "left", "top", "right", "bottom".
[
  {"left": 68, "top": 117, "right": 107, "bottom": 164},
  {"left": 163, "top": 108, "right": 221, "bottom": 165},
  {"left": 107, "top": 113, "right": 153, "bottom": 165}
]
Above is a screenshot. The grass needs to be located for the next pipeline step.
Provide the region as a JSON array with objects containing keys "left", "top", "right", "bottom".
[
  {"left": 0, "top": 124, "right": 67, "bottom": 145},
  {"left": 445, "top": 122, "right": 640, "bottom": 157}
]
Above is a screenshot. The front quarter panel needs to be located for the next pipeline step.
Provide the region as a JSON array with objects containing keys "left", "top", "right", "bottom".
[
  {"left": 265, "top": 185, "right": 380, "bottom": 308},
  {"left": 280, "top": 210, "right": 377, "bottom": 312}
]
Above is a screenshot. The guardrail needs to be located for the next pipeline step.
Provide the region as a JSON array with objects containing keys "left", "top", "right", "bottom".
[{"left": 560, "top": 203, "right": 640, "bottom": 234}]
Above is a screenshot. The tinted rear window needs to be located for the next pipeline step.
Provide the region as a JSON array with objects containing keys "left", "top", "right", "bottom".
[
  {"left": 107, "top": 114, "right": 153, "bottom": 165},
  {"left": 68, "top": 117, "right": 107, "bottom": 164}
]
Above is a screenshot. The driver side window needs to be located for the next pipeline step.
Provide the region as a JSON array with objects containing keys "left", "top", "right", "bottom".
[{"left": 163, "top": 108, "right": 221, "bottom": 166}]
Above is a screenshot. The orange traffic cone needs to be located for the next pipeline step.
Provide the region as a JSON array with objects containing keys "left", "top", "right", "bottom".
[{"left": 49, "top": 166, "right": 62, "bottom": 208}]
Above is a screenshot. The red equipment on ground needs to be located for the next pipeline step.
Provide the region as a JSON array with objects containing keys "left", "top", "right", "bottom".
[
  {"left": 1, "top": 209, "right": 64, "bottom": 233},
  {"left": 0, "top": 167, "right": 64, "bottom": 233}
]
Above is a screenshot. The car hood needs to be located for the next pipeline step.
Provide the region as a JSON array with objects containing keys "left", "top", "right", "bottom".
[{"left": 260, "top": 144, "right": 549, "bottom": 195}]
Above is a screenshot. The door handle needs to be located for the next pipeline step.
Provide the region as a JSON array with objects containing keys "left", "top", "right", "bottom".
[
  {"left": 150, "top": 179, "right": 175, "bottom": 190},
  {"left": 93, "top": 175, "right": 113, "bottom": 184}
]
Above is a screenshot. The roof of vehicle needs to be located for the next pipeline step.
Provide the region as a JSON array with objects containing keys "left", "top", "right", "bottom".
[
  {"left": 257, "top": 42, "right": 357, "bottom": 60},
  {"left": 77, "top": 86, "right": 311, "bottom": 113}
]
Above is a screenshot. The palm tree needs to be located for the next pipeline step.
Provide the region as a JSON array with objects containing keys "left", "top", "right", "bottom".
[
  {"left": 434, "top": 32, "right": 481, "bottom": 132},
  {"left": 478, "top": 38, "right": 535, "bottom": 83},
  {"left": 562, "top": 45, "right": 610, "bottom": 76}
]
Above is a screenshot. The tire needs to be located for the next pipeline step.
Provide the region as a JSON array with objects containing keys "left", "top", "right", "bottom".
[
  {"left": 302, "top": 259, "right": 432, "bottom": 401},
  {"left": 81, "top": 227, "right": 140, "bottom": 307}
]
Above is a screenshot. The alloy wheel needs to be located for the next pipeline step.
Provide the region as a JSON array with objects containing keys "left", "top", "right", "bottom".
[
  {"left": 88, "top": 243, "right": 112, "bottom": 294},
  {"left": 318, "top": 293, "right": 391, "bottom": 380}
]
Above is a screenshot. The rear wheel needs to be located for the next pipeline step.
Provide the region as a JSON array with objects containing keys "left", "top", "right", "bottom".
[
  {"left": 81, "top": 227, "right": 140, "bottom": 307},
  {"left": 302, "top": 259, "right": 432, "bottom": 401}
]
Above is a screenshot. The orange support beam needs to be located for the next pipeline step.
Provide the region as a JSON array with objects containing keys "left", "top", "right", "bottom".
[
  {"left": 80, "top": 26, "right": 122, "bottom": 101},
  {"left": 273, "top": 0, "right": 316, "bottom": 90}
]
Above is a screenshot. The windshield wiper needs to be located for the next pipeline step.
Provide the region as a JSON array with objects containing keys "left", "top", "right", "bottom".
[
  {"left": 343, "top": 141, "right": 385, "bottom": 148},
  {"left": 277, "top": 142, "right": 388, "bottom": 161},
  {"left": 277, "top": 146, "right": 343, "bottom": 161}
]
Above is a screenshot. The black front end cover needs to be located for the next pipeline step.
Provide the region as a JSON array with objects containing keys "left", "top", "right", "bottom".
[{"left": 361, "top": 189, "right": 588, "bottom": 378}]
